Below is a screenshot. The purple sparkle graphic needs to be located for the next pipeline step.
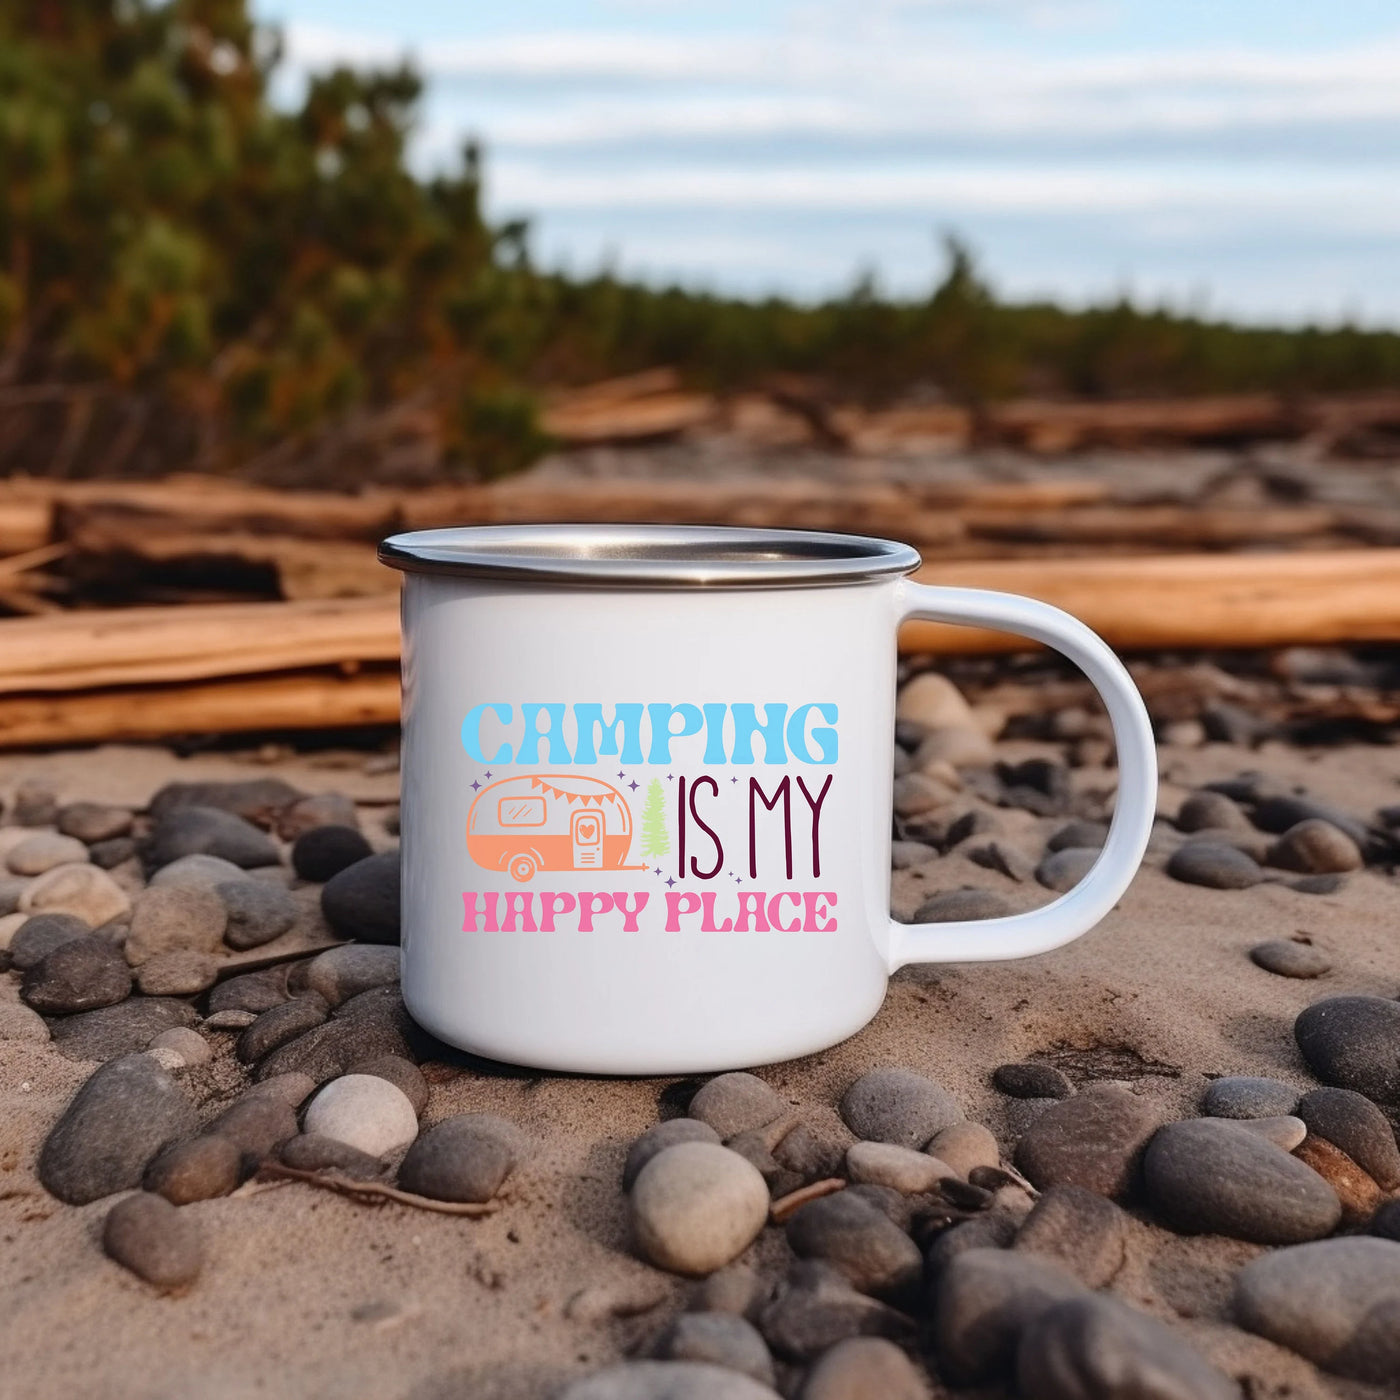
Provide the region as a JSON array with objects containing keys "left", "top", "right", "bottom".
[
  {"left": 484, "top": 771, "right": 493, "bottom": 780},
  {"left": 628, "top": 780, "right": 639, "bottom": 792},
  {"left": 666, "top": 773, "right": 674, "bottom": 781},
  {"left": 617, "top": 770, "right": 625, "bottom": 779},
  {"left": 653, "top": 866, "right": 662, "bottom": 876},
  {"left": 665, "top": 877, "right": 676, "bottom": 888},
  {"left": 470, "top": 780, "right": 480, "bottom": 791},
  {"left": 731, "top": 776, "right": 738, "bottom": 783}
]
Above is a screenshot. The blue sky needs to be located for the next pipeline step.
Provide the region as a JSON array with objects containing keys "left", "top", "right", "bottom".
[{"left": 255, "top": 1, "right": 1400, "bottom": 324}]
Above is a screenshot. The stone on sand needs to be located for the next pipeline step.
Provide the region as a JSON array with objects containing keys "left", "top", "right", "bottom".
[
  {"left": 839, "top": 1068, "right": 961, "bottom": 1150},
  {"left": 102, "top": 1191, "right": 203, "bottom": 1292},
  {"left": 303, "top": 1073, "right": 419, "bottom": 1158}
]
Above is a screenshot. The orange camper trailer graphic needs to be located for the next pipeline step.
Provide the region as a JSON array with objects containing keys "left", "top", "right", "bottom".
[{"left": 467, "top": 775, "right": 644, "bottom": 882}]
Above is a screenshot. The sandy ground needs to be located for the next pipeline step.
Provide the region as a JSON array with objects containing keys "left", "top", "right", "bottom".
[{"left": 0, "top": 735, "right": 1397, "bottom": 1399}]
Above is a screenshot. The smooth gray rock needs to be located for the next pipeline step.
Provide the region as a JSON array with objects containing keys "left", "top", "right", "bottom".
[
  {"left": 135, "top": 949, "right": 219, "bottom": 996},
  {"left": 123, "top": 884, "right": 227, "bottom": 964},
  {"left": 1176, "top": 791, "right": 1251, "bottom": 833},
  {"left": 758, "top": 1261, "right": 915, "bottom": 1363},
  {"left": 1266, "top": 819, "right": 1363, "bottom": 874},
  {"left": 688, "top": 1265, "right": 764, "bottom": 1319},
  {"left": 1294, "top": 995, "right": 1400, "bottom": 1104},
  {"left": 1046, "top": 821, "right": 1108, "bottom": 853},
  {"left": 320, "top": 850, "right": 400, "bottom": 944},
  {"left": 398, "top": 1112, "right": 521, "bottom": 1204},
  {"left": 911, "top": 888, "right": 1013, "bottom": 923},
  {"left": 1201, "top": 1076, "right": 1299, "bottom": 1119},
  {"left": 47, "top": 996, "right": 196, "bottom": 1062},
  {"left": 558, "top": 1361, "right": 780, "bottom": 1400},
  {"left": 925, "top": 1210, "right": 1021, "bottom": 1282},
  {"left": 237, "top": 996, "right": 330, "bottom": 1064},
  {"left": 890, "top": 841, "right": 937, "bottom": 870},
  {"left": 207, "top": 966, "right": 289, "bottom": 1014},
  {"left": 1036, "top": 848, "right": 1098, "bottom": 893},
  {"left": 58, "top": 802, "right": 134, "bottom": 844},
  {"left": 1165, "top": 842, "right": 1262, "bottom": 889},
  {"left": 252, "top": 984, "right": 416, "bottom": 1084},
  {"left": 0, "top": 874, "right": 29, "bottom": 916},
  {"left": 625, "top": 1119, "right": 722, "bottom": 1192},
  {"left": 800, "top": 1337, "right": 929, "bottom": 1400},
  {"left": 689, "top": 1073, "right": 786, "bottom": 1138},
  {"left": 303, "top": 1074, "right": 418, "bottom": 1157},
  {"left": 38, "top": 1053, "right": 197, "bottom": 1203},
  {"left": 18, "top": 861, "right": 129, "bottom": 926},
  {"left": 291, "top": 824, "right": 373, "bottom": 882},
  {"left": 144, "top": 1135, "right": 242, "bottom": 1204},
  {"left": 9, "top": 913, "right": 92, "bottom": 970},
  {"left": 21, "top": 936, "right": 130, "bottom": 1014},
  {"left": 89, "top": 837, "right": 138, "bottom": 869},
  {"left": 653, "top": 1312, "right": 775, "bottom": 1386},
  {"left": 785, "top": 1190, "right": 922, "bottom": 1301},
  {"left": 148, "top": 853, "right": 245, "bottom": 891},
  {"left": 148, "top": 777, "right": 303, "bottom": 828},
  {"left": 349, "top": 1054, "right": 428, "bottom": 1117},
  {"left": 1295, "top": 1087, "right": 1400, "bottom": 1190},
  {"left": 148, "top": 1026, "right": 211, "bottom": 1067},
  {"left": 1235, "top": 1237, "right": 1400, "bottom": 1382},
  {"left": 207, "top": 1096, "right": 299, "bottom": 1166},
  {"left": 279, "top": 1133, "right": 385, "bottom": 1180},
  {"left": 1014, "top": 1087, "right": 1159, "bottom": 1200},
  {"left": 1014, "top": 1186, "right": 1127, "bottom": 1288},
  {"left": 1018, "top": 1294, "right": 1239, "bottom": 1400},
  {"left": 241, "top": 1072, "right": 316, "bottom": 1109},
  {"left": 932, "top": 1247, "right": 1086, "bottom": 1383},
  {"left": 143, "top": 804, "right": 280, "bottom": 871},
  {"left": 275, "top": 791, "right": 359, "bottom": 841},
  {"left": 303, "top": 944, "right": 400, "bottom": 1008},
  {"left": 993, "top": 1062, "right": 1074, "bottom": 1100},
  {"left": 840, "top": 1068, "right": 961, "bottom": 1150},
  {"left": 217, "top": 879, "right": 298, "bottom": 950},
  {"left": 1249, "top": 939, "right": 1331, "bottom": 978},
  {"left": 1143, "top": 1118, "right": 1341, "bottom": 1244},
  {"left": 967, "top": 842, "right": 1036, "bottom": 883},
  {"left": 1235, "top": 1115, "right": 1308, "bottom": 1152},
  {"left": 1250, "top": 794, "right": 1370, "bottom": 845},
  {"left": 7, "top": 832, "right": 88, "bottom": 876},
  {"left": 102, "top": 1191, "right": 203, "bottom": 1292}
]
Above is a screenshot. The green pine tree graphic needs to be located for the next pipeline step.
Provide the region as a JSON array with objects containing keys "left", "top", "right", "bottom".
[{"left": 639, "top": 778, "right": 671, "bottom": 858}]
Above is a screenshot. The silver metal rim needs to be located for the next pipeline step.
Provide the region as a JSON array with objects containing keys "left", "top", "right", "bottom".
[{"left": 378, "top": 524, "right": 922, "bottom": 589}]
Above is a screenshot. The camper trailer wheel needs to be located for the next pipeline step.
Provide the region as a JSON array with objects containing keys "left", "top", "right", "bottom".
[{"left": 508, "top": 853, "right": 538, "bottom": 883}]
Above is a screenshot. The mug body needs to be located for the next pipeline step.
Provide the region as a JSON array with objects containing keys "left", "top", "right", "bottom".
[{"left": 397, "top": 567, "right": 901, "bottom": 1074}]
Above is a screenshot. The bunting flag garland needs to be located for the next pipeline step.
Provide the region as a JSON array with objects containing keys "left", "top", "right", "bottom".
[{"left": 528, "top": 775, "right": 619, "bottom": 806}]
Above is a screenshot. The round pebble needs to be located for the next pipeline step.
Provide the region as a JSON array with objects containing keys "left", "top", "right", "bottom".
[
  {"left": 785, "top": 1189, "right": 922, "bottom": 1301},
  {"left": 320, "top": 850, "right": 401, "bottom": 944},
  {"left": 280, "top": 1133, "right": 386, "bottom": 1179},
  {"left": 291, "top": 824, "right": 374, "bottom": 882},
  {"left": 241, "top": 1072, "right": 316, "bottom": 1108},
  {"left": 1143, "top": 1117, "right": 1341, "bottom": 1244},
  {"left": 1019, "top": 1294, "right": 1238, "bottom": 1400},
  {"left": 1014, "top": 1087, "right": 1158, "bottom": 1201},
  {"left": 1250, "top": 939, "right": 1331, "bottom": 978},
  {"left": 149, "top": 777, "right": 303, "bottom": 826},
  {"left": 890, "top": 841, "right": 937, "bottom": 870},
  {"left": 21, "top": 935, "right": 132, "bottom": 1014},
  {"left": 1232, "top": 1115, "right": 1308, "bottom": 1152},
  {"left": 1267, "top": 819, "right": 1363, "bottom": 874},
  {"left": 303, "top": 944, "right": 400, "bottom": 1008},
  {"left": 1165, "top": 842, "right": 1263, "bottom": 889},
  {"left": 993, "top": 1062, "right": 1074, "bottom": 1100},
  {"left": 1294, "top": 995, "right": 1400, "bottom": 1105},
  {"left": 124, "top": 884, "right": 228, "bottom": 966},
  {"left": 559, "top": 1361, "right": 780, "bottom": 1400},
  {"left": 800, "top": 1337, "right": 929, "bottom": 1400},
  {"left": 38, "top": 1053, "right": 197, "bottom": 1204},
  {"left": 689, "top": 1073, "right": 786, "bottom": 1138},
  {"left": 1294, "top": 1135, "right": 1383, "bottom": 1227},
  {"left": 653, "top": 1312, "right": 775, "bottom": 1386},
  {"left": 149, "top": 854, "right": 246, "bottom": 891},
  {"left": 236, "top": 996, "right": 330, "bottom": 1064},
  {"left": 630, "top": 1142, "right": 770, "bottom": 1276},
  {"left": 1296, "top": 1087, "right": 1400, "bottom": 1190},
  {"left": 19, "top": 862, "right": 129, "bottom": 927},
  {"left": 276, "top": 792, "right": 359, "bottom": 841},
  {"left": 397, "top": 1113, "right": 521, "bottom": 1203},
  {"left": 303, "top": 1074, "right": 419, "bottom": 1158},
  {"left": 839, "top": 1068, "right": 961, "bottom": 1150},
  {"left": 1035, "top": 848, "right": 1097, "bottom": 893},
  {"left": 208, "top": 967, "right": 290, "bottom": 1015},
  {"left": 144, "top": 1135, "right": 242, "bottom": 1203},
  {"left": 89, "top": 837, "right": 138, "bottom": 869},
  {"left": 7, "top": 912, "right": 91, "bottom": 970},
  {"left": 147, "top": 1026, "right": 212, "bottom": 1067},
  {"left": 845, "top": 1142, "right": 950, "bottom": 1195},
  {"left": 1014, "top": 1185, "right": 1127, "bottom": 1288},
  {"left": 102, "top": 1191, "right": 203, "bottom": 1292},
  {"left": 896, "top": 673, "right": 975, "bottom": 730},
  {"left": 349, "top": 1054, "right": 428, "bottom": 1116},
  {"left": 1176, "top": 790, "right": 1252, "bottom": 833},
  {"left": 0, "top": 1001, "right": 50, "bottom": 1042},
  {"left": 926, "top": 1122, "right": 999, "bottom": 1179},
  {"left": 893, "top": 773, "right": 952, "bottom": 818},
  {"left": 136, "top": 949, "right": 220, "bottom": 996},
  {"left": 1235, "top": 1237, "right": 1400, "bottom": 1383},
  {"left": 11, "top": 779, "right": 59, "bottom": 826},
  {"left": 47, "top": 996, "right": 196, "bottom": 1061},
  {"left": 207, "top": 1096, "right": 299, "bottom": 1165},
  {"left": 6, "top": 832, "right": 89, "bottom": 876},
  {"left": 625, "top": 1120, "right": 722, "bottom": 1192},
  {"left": 216, "top": 879, "right": 298, "bottom": 950},
  {"left": 911, "top": 889, "right": 1013, "bottom": 923},
  {"left": 143, "top": 804, "right": 280, "bottom": 870},
  {"left": 57, "top": 803, "right": 134, "bottom": 844},
  {"left": 913, "top": 724, "right": 994, "bottom": 768},
  {"left": 1046, "top": 821, "right": 1108, "bottom": 853},
  {"left": 0, "top": 875, "right": 28, "bottom": 917},
  {"left": 1201, "top": 1075, "right": 1299, "bottom": 1119}
]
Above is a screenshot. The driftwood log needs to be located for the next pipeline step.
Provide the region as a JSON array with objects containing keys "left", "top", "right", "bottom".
[{"left": 0, "top": 550, "right": 1397, "bottom": 746}]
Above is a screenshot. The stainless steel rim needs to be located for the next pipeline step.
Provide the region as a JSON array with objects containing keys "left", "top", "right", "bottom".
[{"left": 378, "top": 524, "right": 922, "bottom": 589}]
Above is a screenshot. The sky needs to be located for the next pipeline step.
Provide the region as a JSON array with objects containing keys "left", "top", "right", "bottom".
[{"left": 254, "top": 1, "right": 1400, "bottom": 325}]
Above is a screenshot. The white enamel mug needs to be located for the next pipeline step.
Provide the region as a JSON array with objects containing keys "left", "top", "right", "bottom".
[{"left": 379, "top": 525, "right": 1156, "bottom": 1075}]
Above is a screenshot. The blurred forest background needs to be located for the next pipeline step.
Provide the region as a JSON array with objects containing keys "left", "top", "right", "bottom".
[{"left": 4, "top": 0, "right": 1400, "bottom": 487}]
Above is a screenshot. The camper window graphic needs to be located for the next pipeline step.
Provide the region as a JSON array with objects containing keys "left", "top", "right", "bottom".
[{"left": 467, "top": 775, "right": 649, "bottom": 882}]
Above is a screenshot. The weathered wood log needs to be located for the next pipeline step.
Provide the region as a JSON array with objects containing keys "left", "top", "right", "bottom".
[{"left": 962, "top": 505, "right": 1341, "bottom": 548}]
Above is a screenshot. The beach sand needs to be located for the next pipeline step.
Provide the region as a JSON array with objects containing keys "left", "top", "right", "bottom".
[{"left": 0, "top": 733, "right": 1396, "bottom": 1399}]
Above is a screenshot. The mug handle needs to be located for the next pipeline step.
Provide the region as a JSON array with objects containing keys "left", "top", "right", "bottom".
[{"left": 888, "top": 581, "right": 1158, "bottom": 971}]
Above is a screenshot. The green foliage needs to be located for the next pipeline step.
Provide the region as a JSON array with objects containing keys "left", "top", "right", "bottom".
[
  {"left": 1, "top": 0, "right": 1397, "bottom": 483},
  {"left": 639, "top": 778, "right": 670, "bottom": 860}
]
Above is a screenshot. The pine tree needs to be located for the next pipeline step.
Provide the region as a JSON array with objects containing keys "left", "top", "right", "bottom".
[{"left": 639, "top": 778, "right": 670, "bottom": 859}]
